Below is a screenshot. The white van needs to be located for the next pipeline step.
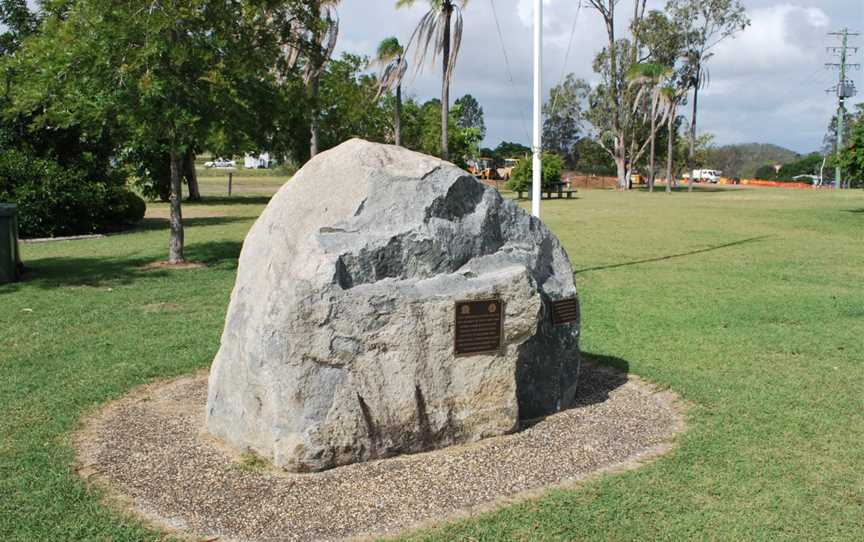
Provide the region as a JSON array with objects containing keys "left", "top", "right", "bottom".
[{"left": 691, "top": 169, "right": 722, "bottom": 183}]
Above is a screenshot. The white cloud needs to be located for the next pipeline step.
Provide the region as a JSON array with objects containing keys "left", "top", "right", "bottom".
[
  {"left": 516, "top": 0, "right": 553, "bottom": 28},
  {"left": 712, "top": 4, "right": 831, "bottom": 75}
]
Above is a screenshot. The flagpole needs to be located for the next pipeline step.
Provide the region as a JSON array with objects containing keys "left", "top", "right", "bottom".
[{"left": 531, "top": 0, "right": 542, "bottom": 218}]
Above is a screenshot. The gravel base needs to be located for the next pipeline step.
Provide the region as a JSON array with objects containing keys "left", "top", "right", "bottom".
[{"left": 75, "top": 365, "right": 685, "bottom": 542}]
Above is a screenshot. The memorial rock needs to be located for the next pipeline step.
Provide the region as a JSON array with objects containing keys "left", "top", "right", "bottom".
[{"left": 206, "top": 139, "right": 581, "bottom": 472}]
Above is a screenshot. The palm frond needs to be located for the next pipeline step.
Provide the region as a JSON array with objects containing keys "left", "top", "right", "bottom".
[
  {"left": 445, "top": 6, "right": 463, "bottom": 86},
  {"left": 403, "top": 2, "right": 463, "bottom": 86},
  {"left": 301, "top": 6, "right": 339, "bottom": 84},
  {"left": 375, "top": 57, "right": 408, "bottom": 99},
  {"left": 405, "top": 9, "right": 439, "bottom": 80}
]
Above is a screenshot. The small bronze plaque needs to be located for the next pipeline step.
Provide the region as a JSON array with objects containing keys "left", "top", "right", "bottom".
[
  {"left": 454, "top": 299, "right": 503, "bottom": 355},
  {"left": 551, "top": 297, "right": 579, "bottom": 326}
]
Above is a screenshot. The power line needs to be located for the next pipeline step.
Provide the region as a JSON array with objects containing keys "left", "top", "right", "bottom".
[
  {"left": 488, "top": 0, "right": 532, "bottom": 144},
  {"left": 825, "top": 28, "right": 860, "bottom": 189},
  {"left": 549, "top": 1, "right": 584, "bottom": 116}
]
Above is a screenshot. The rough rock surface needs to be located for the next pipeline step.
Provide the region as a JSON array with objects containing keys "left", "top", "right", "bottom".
[{"left": 206, "top": 139, "right": 581, "bottom": 472}]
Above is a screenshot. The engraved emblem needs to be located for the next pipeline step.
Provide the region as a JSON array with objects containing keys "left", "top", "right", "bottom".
[{"left": 454, "top": 299, "right": 504, "bottom": 355}]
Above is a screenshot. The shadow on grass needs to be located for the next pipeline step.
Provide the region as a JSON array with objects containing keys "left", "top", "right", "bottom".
[
  {"left": 846, "top": 208, "right": 864, "bottom": 214},
  {"left": 137, "top": 215, "right": 254, "bottom": 232},
  {"left": 3, "top": 240, "right": 242, "bottom": 292},
  {"left": 574, "top": 235, "right": 772, "bottom": 275},
  {"left": 189, "top": 196, "right": 273, "bottom": 206}
]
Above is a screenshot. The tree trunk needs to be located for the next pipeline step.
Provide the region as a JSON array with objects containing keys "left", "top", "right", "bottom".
[
  {"left": 687, "top": 64, "right": 701, "bottom": 193},
  {"left": 310, "top": 74, "right": 320, "bottom": 158},
  {"left": 666, "top": 104, "right": 675, "bottom": 194},
  {"left": 440, "top": 5, "right": 451, "bottom": 161},
  {"left": 648, "top": 96, "right": 657, "bottom": 193},
  {"left": 168, "top": 152, "right": 185, "bottom": 264},
  {"left": 602, "top": 3, "right": 626, "bottom": 190},
  {"left": 395, "top": 83, "right": 402, "bottom": 147},
  {"left": 615, "top": 146, "right": 627, "bottom": 191},
  {"left": 184, "top": 148, "right": 201, "bottom": 202}
]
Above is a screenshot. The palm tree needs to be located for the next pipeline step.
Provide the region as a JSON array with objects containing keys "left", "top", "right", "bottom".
[
  {"left": 628, "top": 62, "right": 673, "bottom": 192},
  {"left": 373, "top": 37, "right": 408, "bottom": 146},
  {"left": 282, "top": 1, "right": 340, "bottom": 158},
  {"left": 397, "top": 0, "right": 467, "bottom": 161}
]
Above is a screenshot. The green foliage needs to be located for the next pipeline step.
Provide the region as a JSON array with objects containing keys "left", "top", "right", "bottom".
[
  {"left": 821, "top": 104, "right": 862, "bottom": 155},
  {"left": 755, "top": 153, "right": 824, "bottom": 182},
  {"left": 835, "top": 120, "right": 864, "bottom": 187},
  {"left": 707, "top": 143, "right": 800, "bottom": 178},
  {"left": 634, "top": 10, "right": 685, "bottom": 66},
  {"left": 507, "top": 153, "right": 564, "bottom": 192},
  {"left": 10, "top": 0, "right": 305, "bottom": 178},
  {"left": 0, "top": 0, "right": 37, "bottom": 55},
  {"left": 398, "top": 97, "right": 481, "bottom": 167},
  {"left": 543, "top": 75, "right": 590, "bottom": 166},
  {"left": 0, "top": 149, "right": 144, "bottom": 237},
  {"left": 754, "top": 164, "right": 778, "bottom": 180},
  {"left": 454, "top": 94, "right": 486, "bottom": 139},
  {"left": 318, "top": 53, "right": 391, "bottom": 149},
  {"left": 482, "top": 141, "right": 531, "bottom": 166},
  {"left": 376, "top": 36, "right": 404, "bottom": 60},
  {"left": 572, "top": 138, "right": 616, "bottom": 175}
]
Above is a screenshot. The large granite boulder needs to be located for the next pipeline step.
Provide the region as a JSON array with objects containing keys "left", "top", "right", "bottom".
[{"left": 206, "top": 139, "right": 581, "bottom": 472}]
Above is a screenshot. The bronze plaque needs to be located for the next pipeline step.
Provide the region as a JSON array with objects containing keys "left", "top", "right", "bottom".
[
  {"left": 454, "top": 299, "right": 503, "bottom": 355},
  {"left": 551, "top": 297, "right": 579, "bottom": 326}
]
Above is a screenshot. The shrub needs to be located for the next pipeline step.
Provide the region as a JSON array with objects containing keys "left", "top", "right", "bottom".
[
  {"left": 0, "top": 149, "right": 145, "bottom": 238},
  {"left": 104, "top": 186, "right": 146, "bottom": 226},
  {"left": 507, "top": 153, "right": 564, "bottom": 192}
]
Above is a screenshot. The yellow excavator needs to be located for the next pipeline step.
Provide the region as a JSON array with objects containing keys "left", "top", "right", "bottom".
[
  {"left": 468, "top": 157, "right": 498, "bottom": 180},
  {"left": 497, "top": 158, "right": 520, "bottom": 182}
]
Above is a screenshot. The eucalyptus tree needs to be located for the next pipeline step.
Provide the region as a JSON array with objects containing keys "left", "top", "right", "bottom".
[
  {"left": 454, "top": 94, "right": 485, "bottom": 139},
  {"left": 585, "top": 0, "right": 649, "bottom": 188},
  {"left": 373, "top": 37, "right": 408, "bottom": 146},
  {"left": 397, "top": 0, "right": 467, "bottom": 161},
  {"left": 666, "top": 0, "right": 749, "bottom": 190},
  {"left": 543, "top": 74, "right": 590, "bottom": 167}
]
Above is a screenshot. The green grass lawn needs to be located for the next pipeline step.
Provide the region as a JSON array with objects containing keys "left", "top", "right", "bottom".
[{"left": 1, "top": 185, "right": 862, "bottom": 541}]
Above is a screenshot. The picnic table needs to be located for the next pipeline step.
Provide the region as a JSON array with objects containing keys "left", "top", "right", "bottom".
[{"left": 516, "top": 181, "right": 577, "bottom": 200}]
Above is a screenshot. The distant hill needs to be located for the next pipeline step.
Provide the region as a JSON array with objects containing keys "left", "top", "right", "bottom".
[{"left": 707, "top": 143, "right": 801, "bottom": 178}]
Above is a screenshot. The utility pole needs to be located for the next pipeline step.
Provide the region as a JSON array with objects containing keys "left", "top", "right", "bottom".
[
  {"left": 826, "top": 28, "right": 859, "bottom": 189},
  {"left": 531, "top": 0, "right": 542, "bottom": 217}
]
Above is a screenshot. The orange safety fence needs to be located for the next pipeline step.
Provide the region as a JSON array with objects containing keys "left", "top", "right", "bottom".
[{"left": 739, "top": 179, "right": 816, "bottom": 189}]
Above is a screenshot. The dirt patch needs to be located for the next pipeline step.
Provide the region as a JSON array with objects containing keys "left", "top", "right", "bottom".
[
  {"left": 139, "top": 261, "right": 206, "bottom": 271},
  {"left": 75, "top": 365, "right": 686, "bottom": 542},
  {"left": 145, "top": 208, "right": 226, "bottom": 220}
]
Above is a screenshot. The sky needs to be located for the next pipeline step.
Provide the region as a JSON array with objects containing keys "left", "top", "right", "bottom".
[{"left": 336, "top": 0, "right": 864, "bottom": 154}]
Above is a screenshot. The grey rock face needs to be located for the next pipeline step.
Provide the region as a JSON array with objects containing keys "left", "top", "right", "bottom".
[{"left": 206, "top": 139, "right": 581, "bottom": 472}]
